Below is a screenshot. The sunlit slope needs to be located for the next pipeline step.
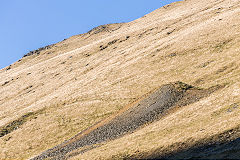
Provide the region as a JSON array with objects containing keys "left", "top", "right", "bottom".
[{"left": 0, "top": 0, "right": 240, "bottom": 159}]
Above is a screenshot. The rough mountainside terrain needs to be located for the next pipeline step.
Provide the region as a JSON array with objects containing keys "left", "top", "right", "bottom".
[
  {"left": 0, "top": 0, "right": 240, "bottom": 159},
  {"left": 32, "top": 82, "right": 222, "bottom": 159}
]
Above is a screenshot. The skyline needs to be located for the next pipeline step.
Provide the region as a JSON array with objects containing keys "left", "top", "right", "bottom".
[{"left": 0, "top": 0, "right": 179, "bottom": 69}]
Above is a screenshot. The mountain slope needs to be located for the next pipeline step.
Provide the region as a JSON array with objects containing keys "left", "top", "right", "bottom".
[
  {"left": 32, "top": 82, "right": 222, "bottom": 159},
  {"left": 0, "top": 0, "right": 240, "bottom": 159}
]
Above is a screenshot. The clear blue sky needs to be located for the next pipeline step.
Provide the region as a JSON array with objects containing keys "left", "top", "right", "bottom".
[{"left": 0, "top": 0, "right": 179, "bottom": 69}]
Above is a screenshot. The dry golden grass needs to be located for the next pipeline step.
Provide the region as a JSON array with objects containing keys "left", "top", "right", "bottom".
[
  {"left": 0, "top": 0, "right": 240, "bottom": 159},
  {"left": 71, "top": 82, "right": 240, "bottom": 159}
]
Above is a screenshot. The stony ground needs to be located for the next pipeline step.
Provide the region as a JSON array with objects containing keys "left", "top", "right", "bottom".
[{"left": 32, "top": 82, "right": 220, "bottom": 159}]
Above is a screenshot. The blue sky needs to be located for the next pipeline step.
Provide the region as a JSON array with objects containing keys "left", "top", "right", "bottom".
[{"left": 0, "top": 0, "right": 179, "bottom": 69}]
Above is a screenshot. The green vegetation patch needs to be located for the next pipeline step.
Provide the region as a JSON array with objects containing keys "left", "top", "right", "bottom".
[
  {"left": 174, "top": 81, "right": 194, "bottom": 92},
  {"left": 212, "top": 103, "right": 239, "bottom": 117},
  {"left": 213, "top": 39, "right": 233, "bottom": 52},
  {"left": 0, "top": 109, "right": 45, "bottom": 137}
]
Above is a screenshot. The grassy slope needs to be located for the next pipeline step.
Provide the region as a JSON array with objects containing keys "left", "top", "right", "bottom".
[{"left": 0, "top": 0, "right": 240, "bottom": 159}]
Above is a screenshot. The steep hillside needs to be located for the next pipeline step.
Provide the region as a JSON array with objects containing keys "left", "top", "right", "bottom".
[{"left": 0, "top": 0, "right": 240, "bottom": 159}]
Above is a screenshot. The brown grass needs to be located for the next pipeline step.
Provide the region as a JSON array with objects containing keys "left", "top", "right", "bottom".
[{"left": 0, "top": 0, "right": 240, "bottom": 159}]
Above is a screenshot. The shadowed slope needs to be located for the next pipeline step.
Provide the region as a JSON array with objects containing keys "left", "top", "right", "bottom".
[
  {"left": 32, "top": 82, "right": 221, "bottom": 159},
  {"left": 135, "top": 124, "right": 240, "bottom": 159},
  {"left": 1, "top": 0, "right": 240, "bottom": 159},
  {"left": 163, "top": 138, "right": 240, "bottom": 159}
]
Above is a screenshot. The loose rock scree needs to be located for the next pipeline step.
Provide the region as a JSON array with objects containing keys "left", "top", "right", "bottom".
[{"left": 32, "top": 82, "right": 221, "bottom": 159}]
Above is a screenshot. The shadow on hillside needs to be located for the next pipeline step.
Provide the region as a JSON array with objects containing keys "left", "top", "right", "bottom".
[
  {"left": 141, "top": 125, "right": 240, "bottom": 160},
  {"left": 161, "top": 138, "right": 240, "bottom": 159}
]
